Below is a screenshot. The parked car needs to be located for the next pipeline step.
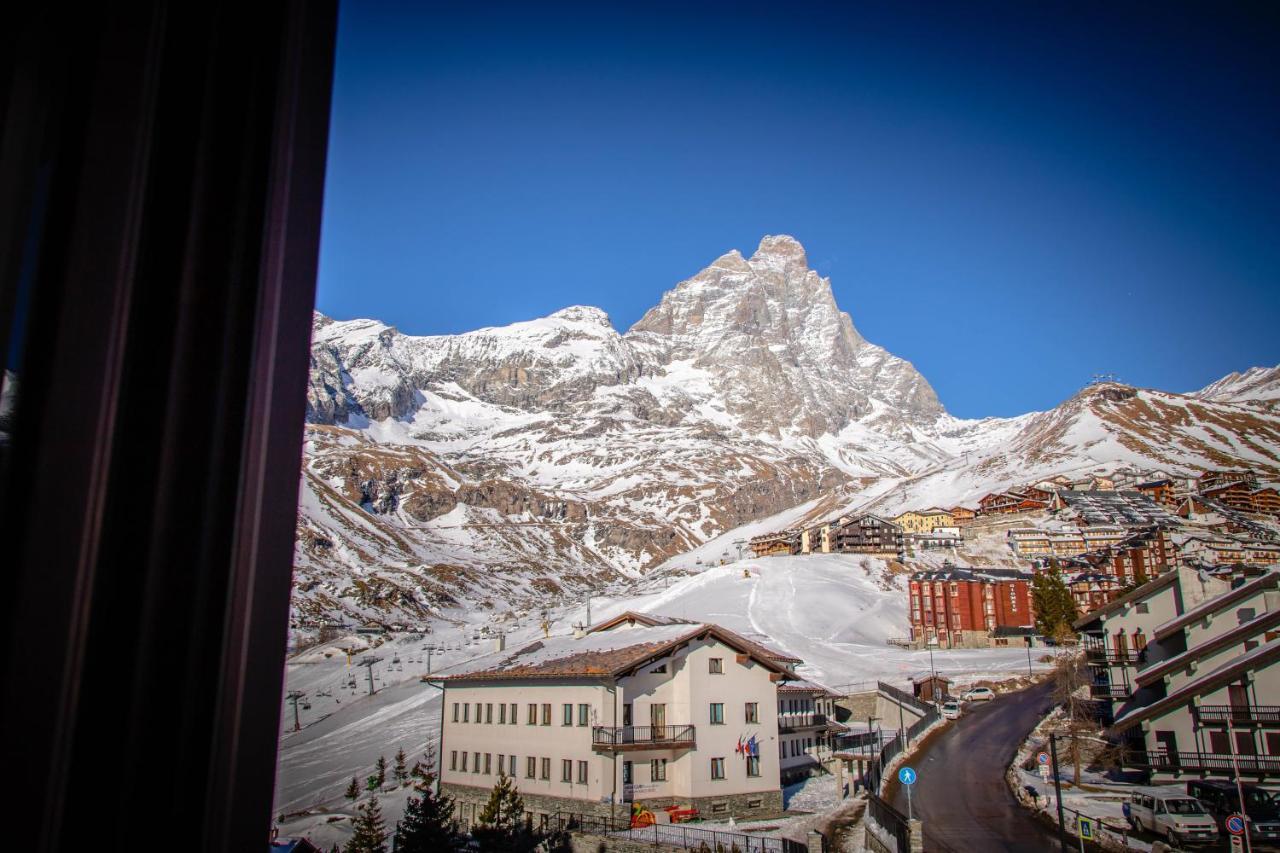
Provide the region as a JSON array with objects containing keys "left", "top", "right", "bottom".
[
  {"left": 1125, "top": 791, "right": 1219, "bottom": 847},
  {"left": 961, "top": 687, "right": 995, "bottom": 702},
  {"left": 1187, "top": 779, "right": 1280, "bottom": 844},
  {"left": 941, "top": 700, "right": 962, "bottom": 720}
]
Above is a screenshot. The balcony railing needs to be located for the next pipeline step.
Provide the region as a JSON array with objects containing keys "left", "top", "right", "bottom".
[
  {"left": 1194, "top": 705, "right": 1280, "bottom": 727},
  {"left": 778, "top": 713, "right": 827, "bottom": 733},
  {"left": 1143, "top": 750, "right": 1280, "bottom": 775},
  {"left": 1089, "top": 683, "right": 1131, "bottom": 699},
  {"left": 1084, "top": 645, "right": 1143, "bottom": 664},
  {"left": 591, "top": 725, "right": 696, "bottom": 751}
]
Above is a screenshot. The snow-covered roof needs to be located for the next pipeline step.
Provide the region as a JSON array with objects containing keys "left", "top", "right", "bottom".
[{"left": 444, "top": 618, "right": 799, "bottom": 682}]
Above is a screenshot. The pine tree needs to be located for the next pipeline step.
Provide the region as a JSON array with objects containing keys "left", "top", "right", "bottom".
[
  {"left": 393, "top": 748, "right": 409, "bottom": 785},
  {"left": 366, "top": 774, "right": 380, "bottom": 792},
  {"left": 393, "top": 783, "right": 458, "bottom": 852},
  {"left": 345, "top": 776, "right": 360, "bottom": 801},
  {"left": 374, "top": 755, "right": 388, "bottom": 788},
  {"left": 471, "top": 772, "right": 542, "bottom": 852},
  {"left": 345, "top": 795, "right": 388, "bottom": 853},
  {"left": 1031, "top": 569, "right": 1078, "bottom": 637}
]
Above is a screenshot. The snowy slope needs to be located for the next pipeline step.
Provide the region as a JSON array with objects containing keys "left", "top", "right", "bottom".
[{"left": 1193, "top": 364, "right": 1280, "bottom": 411}]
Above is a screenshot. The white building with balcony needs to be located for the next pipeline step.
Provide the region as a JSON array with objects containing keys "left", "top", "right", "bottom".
[{"left": 436, "top": 612, "right": 795, "bottom": 826}]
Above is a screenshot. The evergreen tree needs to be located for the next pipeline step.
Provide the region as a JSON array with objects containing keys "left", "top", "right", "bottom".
[
  {"left": 345, "top": 795, "right": 388, "bottom": 853},
  {"left": 393, "top": 748, "right": 409, "bottom": 785},
  {"left": 366, "top": 774, "right": 380, "bottom": 792},
  {"left": 345, "top": 776, "right": 360, "bottom": 801},
  {"left": 1031, "top": 569, "right": 1078, "bottom": 637},
  {"left": 393, "top": 783, "right": 458, "bottom": 852},
  {"left": 471, "top": 772, "right": 542, "bottom": 852},
  {"left": 374, "top": 755, "right": 388, "bottom": 788}
]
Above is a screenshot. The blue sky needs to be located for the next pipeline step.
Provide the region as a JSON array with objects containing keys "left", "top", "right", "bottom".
[{"left": 316, "top": 1, "right": 1280, "bottom": 418}]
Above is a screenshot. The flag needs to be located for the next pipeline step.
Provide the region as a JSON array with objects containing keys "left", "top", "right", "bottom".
[
  {"left": 735, "top": 736, "right": 743, "bottom": 755},
  {"left": 748, "top": 735, "right": 758, "bottom": 757}
]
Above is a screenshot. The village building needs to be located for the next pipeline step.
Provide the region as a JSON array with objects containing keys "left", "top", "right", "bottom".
[
  {"left": 437, "top": 612, "right": 797, "bottom": 825},
  {"left": 1007, "top": 525, "right": 1127, "bottom": 559},
  {"left": 949, "top": 506, "right": 977, "bottom": 526},
  {"left": 1050, "top": 489, "right": 1179, "bottom": 528},
  {"left": 906, "top": 565, "right": 1034, "bottom": 649},
  {"left": 1067, "top": 571, "right": 1124, "bottom": 614},
  {"left": 1198, "top": 469, "right": 1261, "bottom": 492},
  {"left": 1253, "top": 487, "right": 1280, "bottom": 517},
  {"left": 910, "top": 673, "right": 953, "bottom": 703},
  {"left": 1134, "top": 478, "right": 1177, "bottom": 507},
  {"left": 1073, "top": 566, "right": 1233, "bottom": 723},
  {"left": 906, "top": 527, "right": 963, "bottom": 550},
  {"left": 892, "top": 508, "right": 955, "bottom": 533},
  {"left": 977, "top": 490, "right": 1050, "bottom": 516},
  {"left": 776, "top": 680, "right": 847, "bottom": 784},
  {"left": 801, "top": 514, "right": 904, "bottom": 561},
  {"left": 1202, "top": 481, "right": 1263, "bottom": 515},
  {"left": 1107, "top": 571, "right": 1280, "bottom": 785},
  {"left": 748, "top": 531, "right": 798, "bottom": 558}
]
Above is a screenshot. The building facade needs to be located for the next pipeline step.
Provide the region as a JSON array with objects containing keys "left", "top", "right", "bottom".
[
  {"left": 907, "top": 565, "right": 1033, "bottom": 648},
  {"left": 438, "top": 614, "right": 794, "bottom": 825}
]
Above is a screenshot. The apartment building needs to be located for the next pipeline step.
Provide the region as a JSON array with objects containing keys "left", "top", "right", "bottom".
[
  {"left": 1007, "top": 525, "right": 1126, "bottom": 559},
  {"left": 777, "top": 681, "right": 847, "bottom": 783},
  {"left": 893, "top": 508, "right": 955, "bottom": 534},
  {"left": 1074, "top": 566, "right": 1233, "bottom": 720},
  {"left": 437, "top": 613, "right": 793, "bottom": 825},
  {"left": 907, "top": 565, "right": 1033, "bottom": 649},
  {"left": 1108, "top": 571, "right": 1280, "bottom": 784}
]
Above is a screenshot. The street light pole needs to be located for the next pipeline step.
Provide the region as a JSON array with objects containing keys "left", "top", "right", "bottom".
[
  {"left": 1227, "top": 715, "right": 1255, "bottom": 853},
  {"left": 1050, "top": 733, "right": 1068, "bottom": 852}
]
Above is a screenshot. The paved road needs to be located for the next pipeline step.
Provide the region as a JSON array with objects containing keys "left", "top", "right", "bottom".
[{"left": 885, "top": 680, "right": 1062, "bottom": 852}]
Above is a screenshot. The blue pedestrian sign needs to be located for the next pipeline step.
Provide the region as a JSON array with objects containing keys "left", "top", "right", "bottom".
[
  {"left": 898, "top": 766, "right": 917, "bottom": 785},
  {"left": 1078, "top": 816, "right": 1095, "bottom": 840},
  {"left": 1227, "top": 813, "right": 1247, "bottom": 835}
]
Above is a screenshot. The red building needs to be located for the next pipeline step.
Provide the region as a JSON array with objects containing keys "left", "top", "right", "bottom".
[
  {"left": 907, "top": 565, "right": 1034, "bottom": 648},
  {"left": 1066, "top": 571, "right": 1123, "bottom": 614}
]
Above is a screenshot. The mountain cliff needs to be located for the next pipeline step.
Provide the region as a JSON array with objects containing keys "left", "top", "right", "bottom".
[{"left": 292, "top": 236, "right": 1280, "bottom": 627}]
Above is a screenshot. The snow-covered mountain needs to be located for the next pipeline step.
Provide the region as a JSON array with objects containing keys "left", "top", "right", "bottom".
[
  {"left": 293, "top": 235, "right": 1280, "bottom": 627},
  {"left": 1193, "top": 365, "right": 1280, "bottom": 412}
]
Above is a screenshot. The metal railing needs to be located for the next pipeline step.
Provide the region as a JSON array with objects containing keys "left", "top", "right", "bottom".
[
  {"left": 778, "top": 713, "right": 827, "bottom": 732},
  {"left": 1143, "top": 750, "right": 1280, "bottom": 774},
  {"left": 877, "top": 681, "right": 933, "bottom": 716},
  {"left": 1194, "top": 705, "right": 1280, "bottom": 726},
  {"left": 1084, "top": 645, "right": 1142, "bottom": 664},
  {"left": 591, "top": 724, "right": 696, "bottom": 748},
  {"left": 864, "top": 792, "right": 911, "bottom": 853},
  {"left": 1088, "top": 683, "right": 1130, "bottom": 699},
  {"left": 541, "top": 811, "right": 807, "bottom": 853}
]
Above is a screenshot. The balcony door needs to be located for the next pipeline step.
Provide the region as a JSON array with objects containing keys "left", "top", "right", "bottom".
[{"left": 651, "top": 703, "right": 666, "bottom": 731}]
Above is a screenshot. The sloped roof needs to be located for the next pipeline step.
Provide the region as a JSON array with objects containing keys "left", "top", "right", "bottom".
[
  {"left": 1056, "top": 490, "right": 1178, "bottom": 527},
  {"left": 1151, "top": 571, "right": 1279, "bottom": 642},
  {"left": 1112, "top": 641, "right": 1280, "bottom": 732},
  {"left": 1072, "top": 570, "right": 1181, "bottom": 630},
  {"left": 443, "top": 617, "right": 798, "bottom": 683}
]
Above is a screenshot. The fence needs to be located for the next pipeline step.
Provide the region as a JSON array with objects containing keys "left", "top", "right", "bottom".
[
  {"left": 1050, "top": 801, "right": 1130, "bottom": 851},
  {"left": 863, "top": 793, "right": 911, "bottom": 853},
  {"left": 542, "top": 811, "right": 808, "bottom": 853},
  {"left": 876, "top": 681, "right": 932, "bottom": 717},
  {"left": 865, "top": 697, "right": 940, "bottom": 794}
]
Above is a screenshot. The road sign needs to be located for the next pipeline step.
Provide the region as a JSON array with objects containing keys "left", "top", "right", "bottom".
[
  {"left": 1231, "top": 835, "right": 1244, "bottom": 852},
  {"left": 898, "top": 766, "right": 917, "bottom": 786},
  {"left": 1038, "top": 763, "right": 1051, "bottom": 781},
  {"left": 1037, "top": 751, "right": 1050, "bottom": 766},
  {"left": 1227, "top": 813, "right": 1247, "bottom": 835},
  {"left": 1077, "top": 816, "right": 1095, "bottom": 840}
]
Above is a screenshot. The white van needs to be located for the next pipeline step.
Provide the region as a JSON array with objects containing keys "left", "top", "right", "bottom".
[{"left": 1125, "top": 790, "right": 1219, "bottom": 847}]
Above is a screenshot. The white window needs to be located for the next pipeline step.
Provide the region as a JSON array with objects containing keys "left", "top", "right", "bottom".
[
  {"left": 651, "top": 758, "right": 667, "bottom": 781},
  {"left": 709, "top": 657, "right": 723, "bottom": 674},
  {"left": 710, "top": 758, "right": 725, "bottom": 780},
  {"left": 709, "top": 703, "right": 724, "bottom": 725}
]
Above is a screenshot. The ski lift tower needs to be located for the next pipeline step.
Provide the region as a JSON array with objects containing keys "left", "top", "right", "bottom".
[
  {"left": 357, "top": 656, "right": 383, "bottom": 696},
  {"left": 286, "top": 690, "right": 307, "bottom": 732},
  {"left": 732, "top": 539, "right": 747, "bottom": 561}
]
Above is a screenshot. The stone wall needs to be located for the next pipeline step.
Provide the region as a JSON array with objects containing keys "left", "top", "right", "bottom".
[
  {"left": 838, "top": 690, "right": 879, "bottom": 721},
  {"left": 443, "top": 781, "right": 784, "bottom": 829}
]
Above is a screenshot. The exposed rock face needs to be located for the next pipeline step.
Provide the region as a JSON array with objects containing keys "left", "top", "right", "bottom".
[
  {"left": 629, "top": 235, "right": 943, "bottom": 436},
  {"left": 292, "top": 235, "right": 1280, "bottom": 627}
]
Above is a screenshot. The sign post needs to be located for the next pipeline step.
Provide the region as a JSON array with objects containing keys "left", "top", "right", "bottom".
[
  {"left": 1228, "top": 812, "right": 1247, "bottom": 853},
  {"left": 898, "top": 766, "right": 917, "bottom": 822},
  {"left": 1077, "top": 816, "right": 1094, "bottom": 853}
]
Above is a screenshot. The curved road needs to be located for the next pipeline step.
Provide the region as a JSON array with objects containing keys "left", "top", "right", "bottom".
[{"left": 885, "top": 680, "right": 1061, "bottom": 852}]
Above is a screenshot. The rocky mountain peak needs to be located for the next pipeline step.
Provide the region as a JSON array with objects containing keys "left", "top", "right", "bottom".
[
  {"left": 547, "top": 305, "right": 614, "bottom": 327},
  {"left": 749, "top": 233, "right": 809, "bottom": 270}
]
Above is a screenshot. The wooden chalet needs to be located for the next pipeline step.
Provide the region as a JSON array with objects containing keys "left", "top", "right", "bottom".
[
  {"left": 978, "top": 490, "right": 1049, "bottom": 516},
  {"left": 1198, "top": 468, "right": 1260, "bottom": 492},
  {"left": 1202, "top": 481, "right": 1260, "bottom": 514},
  {"left": 1253, "top": 487, "right": 1280, "bottom": 517},
  {"left": 949, "top": 505, "right": 977, "bottom": 526},
  {"left": 827, "top": 514, "right": 904, "bottom": 560},
  {"left": 749, "top": 531, "right": 799, "bottom": 558},
  {"left": 1135, "top": 478, "right": 1176, "bottom": 507}
]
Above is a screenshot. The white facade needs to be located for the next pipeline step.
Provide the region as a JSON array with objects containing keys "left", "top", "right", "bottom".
[{"left": 438, "top": 622, "right": 788, "bottom": 822}]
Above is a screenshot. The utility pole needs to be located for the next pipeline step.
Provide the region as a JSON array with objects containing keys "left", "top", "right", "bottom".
[
  {"left": 286, "top": 691, "right": 307, "bottom": 732},
  {"left": 358, "top": 656, "right": 383, "bottom": 696},
  {"left": 1026, "top": 635, "right": 1034, "bottom": 678},
  {"left": 1227, "top": 715, "right": 1255, "bottom": 853},
  {"left": 422, "top": 644, "right": 437, "bottom": 675},
  {"left": 1050, "top": 733, "right": 1068, "bottom": 852}
]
